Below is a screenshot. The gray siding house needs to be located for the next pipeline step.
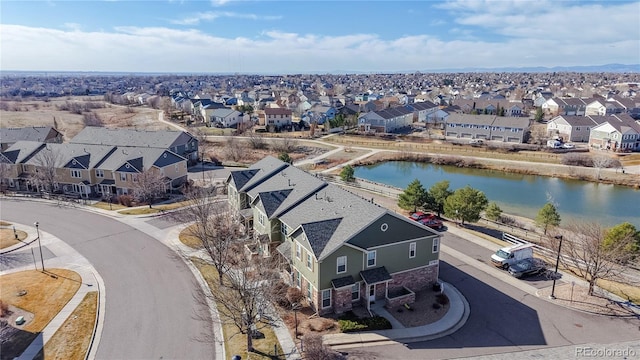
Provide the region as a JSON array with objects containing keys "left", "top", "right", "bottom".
[
  {"left": 445, "top": 114, "right": 530, "bottom": 143},
  {"left": 226, "top": 157, "right": 441, "bottom": 315}
]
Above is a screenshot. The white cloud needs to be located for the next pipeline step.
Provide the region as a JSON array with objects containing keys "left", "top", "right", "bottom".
[
  {"left": 170, "top": 11, "right": 282, "bottom": 25},
  {"left": 1, "top": 13, "right": 638, "bottom": 74},
  {"left": 62, "top": 23, "right": 82, "bottom": 31},
  {"left": 438, "top": 0, "right": 640, "bottom": 43}
]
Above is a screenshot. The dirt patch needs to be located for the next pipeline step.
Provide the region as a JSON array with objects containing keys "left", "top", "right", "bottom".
[{"left": 386, "top": 289, "right": 450, "bottom": 328}]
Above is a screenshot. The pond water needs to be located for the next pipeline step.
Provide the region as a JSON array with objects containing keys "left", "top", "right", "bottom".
[{"left": 354, "top": 161, "right": 640, "bottom": 228}]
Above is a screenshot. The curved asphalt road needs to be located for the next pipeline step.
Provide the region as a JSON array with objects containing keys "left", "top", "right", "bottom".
[{"left": 2, "top": 200, "right": 214, "bottom": 359}]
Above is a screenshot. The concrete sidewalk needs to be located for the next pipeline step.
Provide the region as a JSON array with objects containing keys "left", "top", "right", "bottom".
[
  {"left": 0, "top": 222, "right": 105, "bottom": 360},
  {"left": 323, "top": 281, "right": 470, "bottom": 349}
]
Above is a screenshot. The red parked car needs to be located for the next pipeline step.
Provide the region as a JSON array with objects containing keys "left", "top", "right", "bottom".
[{"left": 409, "top": 211, "right": 430, "bottom": 221}]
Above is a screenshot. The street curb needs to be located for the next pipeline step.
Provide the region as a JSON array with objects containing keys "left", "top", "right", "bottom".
[{"left": 325, "top": 281, "right": 470, "bottom": 348}]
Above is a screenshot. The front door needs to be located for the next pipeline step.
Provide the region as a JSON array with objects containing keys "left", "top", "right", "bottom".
[{"left": 368, "top": 284, "right": 375, "bottom": 303}]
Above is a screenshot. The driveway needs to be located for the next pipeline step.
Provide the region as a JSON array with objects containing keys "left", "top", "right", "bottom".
[
  {"left": 1, "top": 200, "right": 215, "bottom": 360},
  {"left": 339, "top": 231, "right": 640, "bottom": 359}
]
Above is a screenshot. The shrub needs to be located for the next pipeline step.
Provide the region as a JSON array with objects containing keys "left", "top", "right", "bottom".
[
  {"left": 0, "top": 300, "right": 9, "bottom": 317},
  {"left": 286, "top": 287, "right": 304, "bottom": 306},
  {"left": 436, "top": 293, "right": 449, "bottom": 305},
  {"left": 338, "top": 315, "right": 392, "bottom": 333},
  {"left": 303, "top": 333, "right": 343, "bottom": 360},
  {"left": 271, "top": 281, "right": 290, "bottom": 308},
  {"left": 118, "top": 194, "right": 134, "bottom": 207},
  {"left": 309, "top": 318, "right": 335, "bottom": 332}
]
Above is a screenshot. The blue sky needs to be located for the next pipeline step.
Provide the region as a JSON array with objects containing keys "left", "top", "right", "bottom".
[{"left": 1, "top": 0, "right": 639, "bottom": 73}]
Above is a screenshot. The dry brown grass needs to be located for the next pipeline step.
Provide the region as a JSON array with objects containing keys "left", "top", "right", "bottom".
[
  {"left": 0, "top": 269, "right": 81, "bottom": 332},
  {"left": 0, "top": 97, "right": 166, "bottom": 140},
  {"left": 179, "top": 225, "right": 203, "bottom": 249},
  {"left": 39, "top": 291, "right": 98, "bottom": 360},
  {"left": 191, "top": 258, "right": 284, "bottom": 359},
  {"left": 0, "top": 228, "right": 28, "bottom": 249}
]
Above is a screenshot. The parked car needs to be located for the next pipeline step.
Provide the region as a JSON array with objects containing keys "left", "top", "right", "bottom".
[
  {"left": 508, "top": 258, "right": 547, "bottom": 278},
  {"left": 409, "top": 211, "right": 431, "bottom": 221},
  {"left": 469, "top": 139, "right": 484, "bottom": 146},
  {"left": 562, "top": 143, "right": 575, "bottom": 149},
  {"left": 491, "top": 243, "right": 534, "bottom": 269},
  {"left": 420, "top": 216, "right": 444, "bottom": 230}
]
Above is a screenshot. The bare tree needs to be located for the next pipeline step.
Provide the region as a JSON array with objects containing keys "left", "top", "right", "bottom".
[
  {"left": 247, "top": 131, "right": 267, "bottom": 150},
  {"left": 0, "top": 162, "right": 11, "bottom": 193},
  {"left": 212, "top": 252, "right": 280, "bottom": 353},
  {"left": 591, "top": 154, "right": 613, "bottom": 180},
  {"left": 131, "top": 168, "right": 167, "bottom": 208},
  {"left": 303, "top": 333, "right": 344, "bottom": 360},
  {"left": 30, "top": 146, "right": 63, "bottom": 193},
  {"left": 271, "top": 137, "right": 298, "bottom": 153},
  {"left": 172, "top": 187, "right": 242, "bottom": 284},
  {"left": 554, "top": 221, "right": 637, "bottom": 295},
  {"left": 224, "top": 137, "right": 244, "bottom": 162}
]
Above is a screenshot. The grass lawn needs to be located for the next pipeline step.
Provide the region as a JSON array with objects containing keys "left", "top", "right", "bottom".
[
  {"left": 597, "top": 278, "right": 640, "bottom": 304},
  {"left": 91, "top": 202, "right": 127, "bottom": 211},
  {"left": 38, "top": 291, "right": 98, "bottom": 360},
  {"left": 0, "top": 228, "right": 28, "bottom": 249},
  {"left": 191, "top": 258, "right": 284, "bottom": 359},
  {"left": 117, "top": 200, "right": 191, "bottom": 215},
  {"left": 179, "top": 225, "right": 203, "bottom": 249},
  {"left": 0, "top": 269, "right": 81, "bottom": 332}
]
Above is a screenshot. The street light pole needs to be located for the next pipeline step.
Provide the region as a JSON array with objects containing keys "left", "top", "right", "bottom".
[
  {"left": 549, "top": 235, "right": 563, "bottom": 299},
  {"left": 34, "top": 222, "right": 45, "bottom": 271}
]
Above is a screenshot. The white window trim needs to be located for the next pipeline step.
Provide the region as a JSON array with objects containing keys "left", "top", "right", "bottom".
[
  {"left": 95, "top": 169, "right": 104, "bottom": 178},
  {"left": 120, "top": 173, "right": 127, "bottom": 181},
  {"left": 409, "top": 242, "right": 416, "bottom": 258},
  {"left": 71, "top": 169, "right": 82, "bottom": 178},
  {"left": 433, "top": 238, "right": 440, "bottom": 253},
  {"left": 351, "top": 283, "right": 360, "bottom": 301},
  {"left": 321, "top": 289, "right": 332, "bottom": 309},
  {"left": 296, "top": 243, "right": 301, "bottom": 260},
  {"left": 367, "top": 250, "right": 376, "bottom": 267},
  {"left": 306, "top": 253, "right": 313, "bottom": 270},
  {"left": 337, "top": 256, "right": 347, "bottom": 274}
]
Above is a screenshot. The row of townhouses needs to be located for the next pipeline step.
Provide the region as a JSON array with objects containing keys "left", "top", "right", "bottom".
[
  {"left": 226, "top": 157, "right": 442, "bottom": 315},
  {"left": 0, "top": 127, "right": 198, "bottom": 198}
]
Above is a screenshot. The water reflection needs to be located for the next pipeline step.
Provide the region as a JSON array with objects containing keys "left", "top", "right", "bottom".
[{"left": 354, "top": 161, "right": 640, "bottom": 228}]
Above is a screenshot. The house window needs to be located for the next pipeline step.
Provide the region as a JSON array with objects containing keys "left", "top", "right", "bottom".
[
  {"left": 281, "top": 223, "right": 289, "bottom": 237},
  {"left": 337, "top": 256, "right": 347, "bottom": 274},
  {"left": 96, "top": 169, "right": 104, "bottom": 178},
  {"left": 296, "top": 243, "right": 301, "bottom": 260},
  {"left": 306, "top": 253, "right": 313, "bottom": 270},
  {"left": 409, "top": 242, "right": 416, "bottom": 258},
  {"left": 296, "top": 271, "right": 301, "bottom": 288},
  {"left": 132, "top": 174, "right": 138, "bottom": 182},
  {"left": 71, "top": 169, "right": 81, "bottom": 178},
  {"left": 576, "top": 127, "right": 581, "bottom": 131},
  {"left": 351, "top": 283, "right": 360, "bottom": 301},
  {"left": 258, "top": 212, "right": 265, "bottom": 226},
  {"left": 120, "top": 173, "right": 127, "bottom": 181},
  {"left": 308, "top": 284, "right": 313, "bottom": 301},
  {"left": 367, "top": 251, "right": 376, "bottom": 267},
  {"left": 322, "top": 289, "right": 331, "bottom": 308},
  {"left": 433, "top": 238, "right": 440, "bottom": 253}
]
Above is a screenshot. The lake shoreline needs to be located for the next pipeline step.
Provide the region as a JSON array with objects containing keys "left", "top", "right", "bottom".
[{"left": 351, "top": 151, "right": 640, "bottom": 189}]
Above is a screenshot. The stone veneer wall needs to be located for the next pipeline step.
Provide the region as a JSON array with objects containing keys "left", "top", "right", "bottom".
[
  {"left": 390, "top": 264, "right": 438, "bottom": 293},
  {"left": 332, "top": 288, "right": 353, "bottom": 314},
  {"left": 386, "top": 288, "right": 416, "bottom": 308}
]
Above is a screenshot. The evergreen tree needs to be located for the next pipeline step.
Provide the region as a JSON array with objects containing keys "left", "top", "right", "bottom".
[
  {"left": 603, "top": 222, "right": 640, "bottom": 255},
  {"left": 485, "top": 202, "right": 503, "bottom": 221},
  {"left": 278, "top": 152, "right": 292, "bottom": 164},
  {"left": 444, "top": 185, "right": 489, "bottom": 225},
  {"left": 535, "top": 203, "right": 561, "bottom": 234},
  {"left": 398, "top": 179, "right": 428, "bottom": 213},
  {"left": 426, "top": 180, "right": 452, "bottom": 217},
  {"left": 340, "top": 165, "right": 355, "bottom": 182},
  {"left": 535, "top": 107, "right": 544, "bottom": 122}
]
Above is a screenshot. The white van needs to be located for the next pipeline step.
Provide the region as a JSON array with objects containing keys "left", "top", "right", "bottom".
[{"left": 491, "top": 243, "right": 534, "bottom": 269}]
